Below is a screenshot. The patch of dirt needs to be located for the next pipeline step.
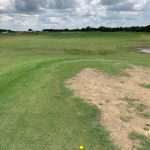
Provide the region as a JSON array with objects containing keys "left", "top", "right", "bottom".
[
  {"left": 138, "top": 48, "right": 150, "bottom": 54},
  {"left": 66, "top": 66, "right": 150, "bottom": 150}
]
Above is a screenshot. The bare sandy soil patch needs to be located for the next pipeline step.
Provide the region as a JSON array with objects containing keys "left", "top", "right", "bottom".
[
  {"left": 138, "top": 48, "right": 150, "bottom": 54},
  {"left": 66, "top": 66, "right": 150, "bottom": 150}
]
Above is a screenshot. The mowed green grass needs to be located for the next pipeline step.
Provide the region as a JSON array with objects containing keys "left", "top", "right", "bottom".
[{"left": 0, "top": 32, "right": 150, "bottom": 150}]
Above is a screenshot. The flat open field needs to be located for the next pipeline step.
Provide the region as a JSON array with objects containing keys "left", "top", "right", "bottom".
[{"left": 0, "top": 32, "right": 150, "bottom": 150}]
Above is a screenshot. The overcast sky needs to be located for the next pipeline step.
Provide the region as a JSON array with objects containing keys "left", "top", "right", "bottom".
[{"left": 0, "top": 0, "right": 150, "bottom": 31}]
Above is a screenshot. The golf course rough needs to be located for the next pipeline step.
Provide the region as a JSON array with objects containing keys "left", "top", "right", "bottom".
[{"left": 0, "top": 32, "right": 150, "bottom": 150}]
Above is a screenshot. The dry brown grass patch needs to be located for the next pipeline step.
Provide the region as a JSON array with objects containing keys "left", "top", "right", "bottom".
[{"left": 66, "top": 66, "right": 150, "bottom": 150}]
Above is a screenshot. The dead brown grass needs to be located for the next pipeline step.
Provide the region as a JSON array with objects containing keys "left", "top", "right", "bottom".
[{"left": 66, "top": 66, "right": 150, "bottom": 150}]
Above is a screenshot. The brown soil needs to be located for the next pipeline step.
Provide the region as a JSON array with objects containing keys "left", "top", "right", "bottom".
[
  {"left": 138, "top": 48, "right": 150, "bottom": 54},
  {"left": 66, "top": 66, "right": 150, "bottom": 150}
]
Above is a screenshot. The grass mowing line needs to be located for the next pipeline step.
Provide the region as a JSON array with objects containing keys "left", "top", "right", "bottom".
[
  {"left": 0, "top": 57, "right": 88, "bottom": 92},
  {"left": 0, "top": 60, "right": 51, "bottom": 92},
  {"left": 0, "top": 57, "right": 127, "bottom": 91}
]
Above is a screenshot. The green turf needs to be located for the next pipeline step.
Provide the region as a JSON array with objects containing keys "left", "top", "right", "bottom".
[
  {"left": 129, "top": 132, "right": 150, "bottom": 150},
  {"left": 0, "top": 32, "right": 150, "bottom": 150},
  {"left": 140, "top": 83, "right": 150, "bottom": 89}
]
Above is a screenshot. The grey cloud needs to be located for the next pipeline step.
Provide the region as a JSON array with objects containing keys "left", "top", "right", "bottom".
[
  {"left": 101, "top": 0, "right": 147, "bottom": 12},
  {"left": 101, "top": 0, "right": 125, "bottom": 5},
  {"left": 101, "top": 11, "right": 122, "bottom": 20},
  {"left": 14, "top": 0, "right": 42, "bottom": 12},
  {"left": 14, "top": 0, "right": 78, "bottom": 13},
  {"left": 0, "top": 0, "right": 149, "bottom": 31},
  {"left": 48, "top": 0, "right": 78, "bottom": 9},
  {"left": 109, "top": 2, "right": 134, "bottom": 11}
]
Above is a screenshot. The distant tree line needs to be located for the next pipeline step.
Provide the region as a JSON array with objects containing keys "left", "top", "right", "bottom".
[
  {"left": 43, "top": 25, "right": 150, "bottom": 32},
  {"left": 1, "top": 25, "right": 150, "bottom": 33},
  {"left": 0, "top": 29, "right": 15, "bottom": 33}
]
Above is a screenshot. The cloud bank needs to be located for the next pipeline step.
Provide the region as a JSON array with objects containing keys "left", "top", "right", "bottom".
[{"left": 0, "top": 0, "right": 150, "bottom": 30}]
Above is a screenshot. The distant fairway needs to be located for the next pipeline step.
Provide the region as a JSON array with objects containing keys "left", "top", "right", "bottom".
[{"left": 0, "top": 32, "right": 150, "bottom": 150}]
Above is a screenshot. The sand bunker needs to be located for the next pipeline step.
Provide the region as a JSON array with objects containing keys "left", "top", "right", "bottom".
[{"left": 66, "top": 66, "right": 150, "bottom": 150}]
